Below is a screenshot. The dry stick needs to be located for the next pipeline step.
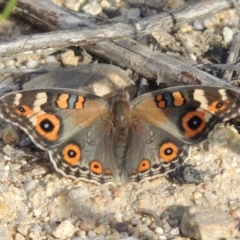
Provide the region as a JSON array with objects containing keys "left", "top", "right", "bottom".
[
  {"left": 222, "top": 32, "right": 240, "bottom": 82},
  {"left": 0, "top": 0, "right": 96, "bottom": 31},
  {"left": 0, "top": 0, "right": 233, "bottom": 57},
  {"left": 84, "top": 39, "right": 235, "bottom": 87},
  {"left": 233, "top": 0, "right": 240, "bottom": 25},
  {"left": 223, "top": 0, "right": 240, "bottom": 82},
  {"left": 196, "top": 64, "right": 240, "bottom": 71}
]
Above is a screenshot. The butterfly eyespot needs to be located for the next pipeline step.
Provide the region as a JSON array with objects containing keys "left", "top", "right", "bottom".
[
  {"left": 216, "top": 102, "right": 224, "bottom": 108},
  {"left": 62, "top": 144, "right": 81, "bottom": 165},
  {"left": 138, "top": 159, "right": 150, "bottom": 173},
  {"left": 187, "top": 115, "right": 202, "bottom": 130},
  {"left": 208, "top": 100, "right": 228, "bottom": 112},
  {"left": 18, "top": 106, "right": 25, "bottom": 112},
  {"left": 15, "top": 105, "right": 33, "bottom": 116},
  {"left": 36, "top": 114, "right": 60, "bottom": 141},
  {"left": 40, "top": 119, "right": 54, "bottom": 132},
  {"left": 159, "top": 142, "right": 178, "bottom": 162},
  {"left": 182, "top": 111, "right": 206, "bottom": 138},
  {"left": 90, "top": 160, "right": 103, "bottom": 174}
]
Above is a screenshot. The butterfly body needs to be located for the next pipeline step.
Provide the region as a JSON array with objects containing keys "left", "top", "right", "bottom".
[{"left": 0, "top": 86, "right": 240, "bottom": 185}]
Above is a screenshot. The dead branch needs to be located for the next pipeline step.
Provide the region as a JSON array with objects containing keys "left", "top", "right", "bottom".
[
  {"left": 0, "top": 0, "right": 96, "bottom": 31},
  {"left": 222, "top": 32, "right": 240, "bottom": 81},
  {"left": 0, "top": 0, "right": 233, "bottom": 57},
  {"left": 85, "top": 39, "right": 234, "bottom": 87}
]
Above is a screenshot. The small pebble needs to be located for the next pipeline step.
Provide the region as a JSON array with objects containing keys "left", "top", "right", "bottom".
[
  {"left": 162, "top": 222, "right": 171, "bottom": 232},
  {"left": 16, "top": 224, "right": 29, "bottom": 236},
  {"left": 23, "top": 180, "right": 39, "bottom": 194},
  {"left": 15, "top": 233, "right": 25, "bottom": 240},
  {"left": 88, "top": 230, "right": 97, "bottom": 237},
  {"left": 126, "top": 8, "right": 140, "bottom": 20},
  {"left": 159, "top": 236, "right": 167, "bottom": 240},
  {"left": 115, "top": 222, "right": 128, "bottom": 232},
  {"left": 26, "top": 60, "right": 39, "bottom": 69},
  {"left": 82, "top": 0, "right": 102, "bottom": 16},
  {"left": 223, "top": 26, "right": 233, "bottom": 43},
  {"left": 114, "top": 211, "right": 123, "bottom": 222},
  {"left": 52, "top": 220, "right": 76, "bottom": 238},
  {"left": 169, "top": 227, "right": 180, "bottom": 236},
  {"left": 5, "top": 59, "right": 15, "bottom": 67},
  {"left": 94, "top": 224, "right": 110, "bottom": 234},
  {"left": 0, "top": 62, "right": 5, "bottom": 69},
  {"left": 123, "top": 237, "right": 138, "bottom": 240},
  {"left": 79, "top": 217, "right": 97, "bottom": 231},
  {"left": 181, "top": 206, "right": 238, "bottom": 239},
  {"left": 193, "top": 19, "right": 205, "bottom": 30},
  {"left": 167, "top": 0, "right": 185, "bottom": 9},
  {"left": 203, "top": 16, "right": 216, "bottom": 28},
  {"left": 64, "top": 0, "right": 81, "bottom": 11},
  {"left": 45, "top": 55, "right": 60, "bottom": 69},
  {"left": 93, "top": 236, "right": 105, "bottom": 240},
  {"left": 61, "top": 49, "right": 79, "bottom": 66},
  {"left": 155, "top": 226, "right": 164, "bottom": 235}
]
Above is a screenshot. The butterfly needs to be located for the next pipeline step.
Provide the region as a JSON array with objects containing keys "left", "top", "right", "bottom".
[{"left": 0, "top": 84, "right": 240, "bottom": 184}]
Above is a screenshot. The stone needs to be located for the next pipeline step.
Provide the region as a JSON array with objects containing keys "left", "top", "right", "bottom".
[
  {"left": 115, "top": 222, "right": 128, "bottom": 232},
  {"left": 61, "top": 49, "right": 79, "bottom": 66},
  {"left": 94, "top": 224, "right": 110, "bottom": 234},
  {"left": 126, "top": 8, "right": 140, "bottom": 20},
  {"left": 223, "top": 26, "right": 234, "bottom": 43},
  {"left": 82, "top": 0, "right": 102, "bottom": 16},
  {"left": 26, "top": 60, "right": 39, "bottom": 69},
  {"left": 52, "top": 220, "right": 76, "bottom": 238},
  {"left": 181, "top": 206, "right": 238, "bottom": 240},
  {"left": 79, "top": 217, "right": 97, "bottom": 231}
]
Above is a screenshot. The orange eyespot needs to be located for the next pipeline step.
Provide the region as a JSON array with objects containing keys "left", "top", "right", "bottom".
[
  {"left": 36, "top": 114, "right": 60, "bottom": 141},
  {"left": 138, "top": 159, "right": 150, "bottom": 173},
  {"left": 159, "top": 142, "right": 179, "bottom": 162},
  {"left": 62, "top": 144, "right": 81, "bottom": 165},
  {"left": 208, "top": 101, "right": 227, "bottom": 112},
  {"left": 90, "top": 160, "right": 103, "bottom": 174},
  {"left": 15, "top": 105, "right": 33, "bottom": 116},
  {"left": 182, "top": 111, "right": 206, "bottom": 138}
]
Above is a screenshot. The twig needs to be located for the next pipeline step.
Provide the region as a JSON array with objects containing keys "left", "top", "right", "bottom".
[
  {"left": 233, "top": 0, "right": 240, "bottom": 24},
  {"left": 222, "top": 1, "right": 240, "bottom": 82},
  {"left": 222, "top": 32, "right": 240, "bottom": 81},
  {"left": 196, "top": 63, "right": 240, "bottom": 70},
  {"left": 85, "top": 39, "right": 234, "bottom": 87},
  {"left": 0, "top": 0, "right": 233, "bottom": 57},
  {"left": 0, "top": 0, "right": 96, "bottom": 31}
]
